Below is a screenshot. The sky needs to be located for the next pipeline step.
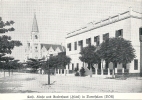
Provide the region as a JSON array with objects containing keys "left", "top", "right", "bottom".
[{"left": 0, "top": 0, "right": 142, "bottom": 62}]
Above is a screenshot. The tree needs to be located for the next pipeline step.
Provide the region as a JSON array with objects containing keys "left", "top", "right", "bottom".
[
  {"left": 97, "top": 37, "right": 136, "bottom": 78},
  {"left": 0, "top": 17, "right": 22, "bottom": 77},
  {"left": 56, "top": 52, "right": 71, "bottom": 75},
  {"left": 26, "top": 58, "right": 45, "bottom": 73},
  {"left": 1, "top": 56, "right": 14, "bottom": 76},
  {"left": 8, "top": 60, "right": 20, "bottom": 74},
  {"left": 79, "top": 45, "right": 101, "bottom": 77},
  {"left": 0, "top": 17, "right": 15, "bottom": 34}
]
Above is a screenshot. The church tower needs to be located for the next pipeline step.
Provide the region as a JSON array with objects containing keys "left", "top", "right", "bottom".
[{"left": 25, "top": 13, "right": 41, "bottom": 61}]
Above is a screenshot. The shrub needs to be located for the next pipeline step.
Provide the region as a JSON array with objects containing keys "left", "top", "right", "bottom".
[
  {"left": 80, "top": 67, "right": 85, "bottom": 76},
  {"left": 74, "top": 67, "right": 78, "bottom": 72},
  {"left": 75, "top": 72, "right": 80, "bottom": 76}
]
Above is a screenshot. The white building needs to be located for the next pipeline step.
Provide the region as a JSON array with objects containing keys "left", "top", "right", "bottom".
[
  {"left": 25, "top": 13, "right": 65, "bottom": 62},
  {"left": 66, "top": 8, "right": 142, "bottom": 77}
]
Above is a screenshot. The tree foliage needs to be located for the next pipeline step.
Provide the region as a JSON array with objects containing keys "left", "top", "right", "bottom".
[
  {"left": 79, "top": 45, "right": 101, "bottom": 77},
  {"left": 79, "top": 45, "right": 101, "bottom": 67},
  {"left": 0, "top": 17, "right": 15, "bottom": 34},
  {"left": 57, "top": 52, "right": 71, "bottom": 69},
  {"left": 0, "top": 17, "right": 22, "bottom": 61},
  {"left": 97, "top": 37, "right": 136, "bottom": 64},
  {"left": 26, "top": 58, "right": 45, "bottom": 70},
  {"left": 44, "top": 53, "right": 71, "bottom": 69}
]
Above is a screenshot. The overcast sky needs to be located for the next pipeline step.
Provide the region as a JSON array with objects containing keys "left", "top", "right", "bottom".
[{"left": 0, "top": 0, "right": 142, "bottom": 62}]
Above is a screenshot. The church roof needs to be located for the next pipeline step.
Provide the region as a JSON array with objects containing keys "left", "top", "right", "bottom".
[
  {"left": 41, "top": 44, "right": 66, "bottom": 52},
  {"left": 32, "top": 13, "right": 39, "bottom": 32}
]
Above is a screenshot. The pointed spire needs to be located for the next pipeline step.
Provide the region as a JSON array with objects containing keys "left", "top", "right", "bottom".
[{"left": 32, "top": 12, "right": 39, "bottom": 32}]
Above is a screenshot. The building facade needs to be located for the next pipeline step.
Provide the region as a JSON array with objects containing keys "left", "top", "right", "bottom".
[
  {"left": 25, "top": 13, "right": 65, "bottom": 62},
  {"left": 66, "top": 8, "right": 142, "bottom": 76}
]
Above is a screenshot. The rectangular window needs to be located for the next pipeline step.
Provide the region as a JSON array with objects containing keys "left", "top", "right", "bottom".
[
  {"left": 139, "top": 28, "right": 142, "bottom": 35},
  {"left": 94, "top": 36, "right": 100, "bottom": 46},
  {"left": 105, "top": 62, "right": 109, "bottom": 69},
  {"left": 123, "top": 64, "right": 126, "bottom": 69},
  {"left": 72, "top": 63, "right": 74, "bottom": 71},
  {"left": 103, "top": 33, "right": 109, "bottom": 41},
  {"left": 115, "top": 29, "right": 123, "bottom": 37},
  {"left": 77, "top": 63, "right": 79, "bottom": 70},
  {"left": 139, "top": 28, "right": 142, "bottom": 42},
  {"left": 86, "top": 38, "right": 91, "bottom": 45},
  {"left": 134, "top": 59, "right": 138, "bottom": 70},
  {"left": 68, "top": 64, "right": 69, "bottom": 69},
  {"left": 114, "top": 63, "right": 117, "bottom": 68},
  {"left": 78, "top": 40, "right": 83, "bottom": 50},
  {"left": 74, "top": 42, "right": 77, "bottom": 50},
  {"left": 67, "top": 43, "right": 71, "bottom": 51}
]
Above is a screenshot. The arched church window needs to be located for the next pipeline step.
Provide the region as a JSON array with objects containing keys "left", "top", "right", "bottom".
[
  {"left": 35, "top": 47, "right": 38, "bottom": 52},
  {"left": 35, "top": 35, "right": 38, "bottom": 39}
]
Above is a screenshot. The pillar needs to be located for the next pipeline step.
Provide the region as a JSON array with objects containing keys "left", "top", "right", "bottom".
[
  {"left": 60, "top": 69, "right": 62, "bottom": 75},
  {"left": 64, "top": 69, "right": 66, "bottom": 75},
  {"left": 108, "top": 68, "right": 110, "bottom": 76},
  {"left": 95, "top": 68, "right": 98, "bottom": 75},
  {"left": 115, "top": 68, "right": 117, "bottom": 73},
  {"left": 101, "top": 69, "right": 103, "bottom": 75},
  {"left": 122, "top": 68, "right": 124, "bottom": 73},
  {"left": 58, "top": 69, "right": 59, "bottom": 74}
]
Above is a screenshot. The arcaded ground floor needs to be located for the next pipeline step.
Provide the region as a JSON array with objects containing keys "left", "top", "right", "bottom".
[{"left": 0, "top": 72, "right": 142, "bottom": 93}]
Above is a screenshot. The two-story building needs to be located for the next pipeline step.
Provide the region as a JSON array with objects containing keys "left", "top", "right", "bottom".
[{"left": 65, "top": 8, "right": 142, "bottom": 77}]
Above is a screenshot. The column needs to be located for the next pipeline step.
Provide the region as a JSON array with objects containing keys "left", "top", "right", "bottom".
[
  {"left": 101, "top": 69, "right": 103, "bottom": 75},
  {"left": 60, "top": 69, "right": 62, "bottom": 75},
  {"left": 64, "top": 69, "right": 66, "bottom": 75},
  {"left": 95, "top": 68, "right": 98, "bottom": 75},
  {"left": 122, "top": 68, "right": 124, "bottom": 73},
  {"left": 115, "top": 68, "right": 117, "bottom": 74},
  {"left": 58, "top": 69, "right": 59, "bottom": 74},
  {"left": 108, "top": 68, "right": 110, "bottom": 76}
]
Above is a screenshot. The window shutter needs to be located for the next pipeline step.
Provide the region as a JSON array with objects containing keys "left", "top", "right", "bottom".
[
  {"left": 121, "top": 29, "right": 123, "bottom": 37},
  {"left": 106, "top": 33, "right": 109, "bottom": 39},
  {"left": 139, "top": 28, "right": 142, "bottom": 42},
  {"left": 103, "top": 34, "right": 105, "bottom": 40},
  {"left": 86, "top": 39, "right": 89, "bottom": 44},
  {"left": 115, "top": 31, "right": 118, "bottom": 37},
  {"left": 139, "top": 28, "right": 142, "bottom": 35},
  {"left": 94, "top": 36, "right": 97, "bottom": 42}
]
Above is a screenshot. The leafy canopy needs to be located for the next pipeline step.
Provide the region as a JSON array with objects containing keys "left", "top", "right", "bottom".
[
  {"left": 44, "top": 52, "right": 71, "bottom": 69},
  {"left": 79, "top": 45, "right": 101, "bottom": 64},
  {"left": 97, "top": 37, "right": 136, "bottom": 64}
]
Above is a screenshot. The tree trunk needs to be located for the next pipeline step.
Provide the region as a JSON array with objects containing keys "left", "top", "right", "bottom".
[
  {"left": 90, "top": 63, "right": 92, "bottom": 77},
  {"left": 48, "top": 63, "right": 50, "bottom": 85},
  {"left": 4, "top": 69, "right": 5, "bottom": 77},
  {"left": 48, "top": 69, "right": 50, "bottom": 85},
  {"left": 54, "top": 68, "right": 56, "bottom": 76},
  {"left": 112, "top": 63, "right": 115, "bottom": 78},
  {"left": 9, "top": 69, "right": 10, "bottom": 77},
  {"left": 64, "top": 65, "right": 66, "bottom": 76},
  {"left": 12, "top": 69, "right": 13, "bottom": 75}
]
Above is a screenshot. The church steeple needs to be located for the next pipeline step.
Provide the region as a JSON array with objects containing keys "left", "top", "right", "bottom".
[{"left": 32, "top": 13, "right": 39, "bottom": 32}]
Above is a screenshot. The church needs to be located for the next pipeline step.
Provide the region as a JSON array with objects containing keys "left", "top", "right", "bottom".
[{"left": 25, "top": 13, "right": 65, "bottom": 62}]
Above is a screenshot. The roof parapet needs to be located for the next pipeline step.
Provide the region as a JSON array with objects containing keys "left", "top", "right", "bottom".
[{"left": 67, "top": 7, "right": 142, "bottom": 38}]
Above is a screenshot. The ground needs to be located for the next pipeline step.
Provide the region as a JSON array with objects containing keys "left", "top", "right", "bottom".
[{"left": 0, "top": 72, "right": 142, "bottom": 93}]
